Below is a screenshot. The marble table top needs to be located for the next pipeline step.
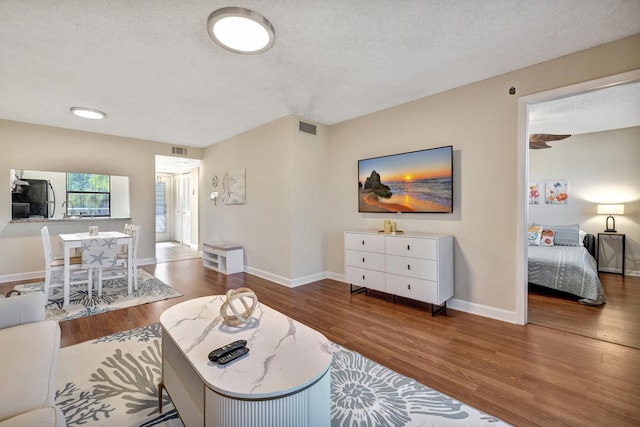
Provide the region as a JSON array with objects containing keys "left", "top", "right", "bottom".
[{"left": 160, "top": 295, "right": 332, "bottom": 399}]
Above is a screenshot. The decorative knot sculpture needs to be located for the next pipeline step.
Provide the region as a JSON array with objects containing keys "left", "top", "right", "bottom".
[{"left": 220, "top": 287, "right": 258, "bottom": 327}]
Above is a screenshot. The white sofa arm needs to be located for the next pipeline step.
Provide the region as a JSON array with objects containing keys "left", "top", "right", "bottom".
[
  {"left": 0, "top": 292, "right": 46, "bottom": 330},
  {"left": 0, "top": 320, "right": 61, "bottom": 423}
]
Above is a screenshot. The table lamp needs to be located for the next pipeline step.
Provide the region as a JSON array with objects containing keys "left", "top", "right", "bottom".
[{"left": 597, "top": 204, "right": 624, "bottom": 232}]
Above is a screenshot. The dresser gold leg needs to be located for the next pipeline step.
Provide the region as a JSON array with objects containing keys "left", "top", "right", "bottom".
[{"left": 158, "top": 381, "right": 164, "bottom": 413}]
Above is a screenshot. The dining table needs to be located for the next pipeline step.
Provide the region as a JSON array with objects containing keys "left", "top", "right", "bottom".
[{"left": 58, "top": 231, "right": 133, "bottom": 306}]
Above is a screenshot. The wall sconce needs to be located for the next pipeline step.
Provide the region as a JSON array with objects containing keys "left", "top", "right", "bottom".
[
  {"left": 597, "top": 204, "right": 624, "bottom": 232},
  {"left": 210, "top": 175, "right": 220, "bottom": 205}
]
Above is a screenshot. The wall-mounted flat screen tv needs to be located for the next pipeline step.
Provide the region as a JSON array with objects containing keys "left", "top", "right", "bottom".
[{"left": 358, "top": 145, "right": 453, "bottom": 213}]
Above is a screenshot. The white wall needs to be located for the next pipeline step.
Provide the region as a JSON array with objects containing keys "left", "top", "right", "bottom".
[
  {"left": 198, "top": 34, "right": 639, "bottom": 320},
  {"left": 529, "top": 127, "right": 640, "bottom": 274},
  {"left": 200, "top": 116, "right": 329, "bottom": 286},
  {"left": 291, "top": 122, "right": 329, "bottom": 282},
  {"left": 0, "top": 119, "right": 202, "bottom": 281},
  {"left": 189, "top": 167, "right": 199, "bottom": 247},
  {"left": 324, "top": 34, "right": 640, "bottom": 318},
  {"left": 201, "top": 117, "right": 296, "bottom": 283}
]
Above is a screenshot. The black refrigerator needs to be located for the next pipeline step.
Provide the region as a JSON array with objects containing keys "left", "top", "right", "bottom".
[{"left": 12, "top": 179, "right": 49, "bottom": 218}]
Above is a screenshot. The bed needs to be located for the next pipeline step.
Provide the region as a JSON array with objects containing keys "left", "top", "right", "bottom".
[{"left": 527, "top": 227, "right": 605, "bottom": 305}]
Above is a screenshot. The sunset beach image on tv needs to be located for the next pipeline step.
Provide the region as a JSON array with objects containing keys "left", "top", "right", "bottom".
[{"left": 358, "top": 146, "right": 453, "bottom": 213}]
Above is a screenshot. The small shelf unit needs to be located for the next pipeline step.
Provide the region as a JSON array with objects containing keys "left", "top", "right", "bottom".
[{"left": 202, "top": 241, "right": 244, "bottom": 275}]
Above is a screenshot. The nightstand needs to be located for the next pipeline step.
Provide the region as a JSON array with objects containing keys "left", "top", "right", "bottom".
[{"left": 597, "top": 233, "right": 626, "bottom": 276}]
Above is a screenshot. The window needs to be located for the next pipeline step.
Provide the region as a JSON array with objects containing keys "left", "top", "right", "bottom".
[
  {"left": 66, "top": 173, "right": 110, "bottom": 217},
  {"left": 155, "top": 182, "right": 166, "bottom": 232}
]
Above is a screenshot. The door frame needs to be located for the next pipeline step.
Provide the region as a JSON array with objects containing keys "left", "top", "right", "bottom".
[{"left": 515, "top": 69, "right": 640, "bottom": 324}]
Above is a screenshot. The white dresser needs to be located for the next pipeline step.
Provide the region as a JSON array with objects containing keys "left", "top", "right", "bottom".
[{"left": 344, "top": 231, "right": 454, "bottom": 316}]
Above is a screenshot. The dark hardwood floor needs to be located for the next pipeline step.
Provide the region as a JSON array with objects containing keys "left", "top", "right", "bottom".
[
  {"left": 529, "top": 273, "right": 640, "bottom": 349},
  {"left": 2, "top": 260, "right": 639, "bottom": 426}
]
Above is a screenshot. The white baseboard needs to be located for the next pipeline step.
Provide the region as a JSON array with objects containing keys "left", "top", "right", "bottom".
[
  {"left": 290, "top": 272, "right": 329, "bottom": 287},
  {"left": 324, "top": 272, "right": 518, "bottom": 324},
  {"left": 0, "top": 270, "right": 45, "bottom": 283},
  {"left": 326, "top": 272, "right": 346, "bottom": 283},
  {"left": 447, "top": 298, "right": 518, "bottom": 324},
  {"left": 244, "top": 267, "right": 338, "bottom": 288},
  {"left": 599, "top": 267, "right": 639, "bottom": 277},
  {"left": 0, "top": 258, "right": 156, "bottom": 284},
  {"left": 244, "top": 266, "right": 294, "bottom": 288}
]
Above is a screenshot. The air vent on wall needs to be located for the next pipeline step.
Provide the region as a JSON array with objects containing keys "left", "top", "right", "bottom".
[
  {"left": 172, "top": 146, "right": 188, "bottom": 155},
  {"left": 299, "top": 121, "right": 317, "bottom": 135}
]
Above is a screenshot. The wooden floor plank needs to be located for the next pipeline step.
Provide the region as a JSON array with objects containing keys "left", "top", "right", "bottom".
[
  {"left": 2, "top": 260, "right": 639, "bottom": 426},
  {"left": 529, "top": 272, "right": 640, "bottom": 348}
]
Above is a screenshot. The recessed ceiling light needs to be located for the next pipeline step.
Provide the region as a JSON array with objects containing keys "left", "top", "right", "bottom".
[
  {"left": 70, "top": 107, "right": 106, "bottom": 120},
  {"left": 207, "top": 7, "right": 275, "bottom": 54}
]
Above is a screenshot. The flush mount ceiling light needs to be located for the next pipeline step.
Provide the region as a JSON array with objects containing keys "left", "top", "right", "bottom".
[
  {"left": 70, "top": 107, "right": 106, "bottom": 120},
  {"left": 207, "top": 7, "right": 275, "bottom": 54}
]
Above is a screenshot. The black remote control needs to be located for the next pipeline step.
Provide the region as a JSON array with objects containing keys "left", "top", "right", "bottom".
[
  {"left": 208, "top": 340, "right": 247, "bottom": 362},
  {"left": 217, "top": 347, "right": 249, "bottom": 365}
]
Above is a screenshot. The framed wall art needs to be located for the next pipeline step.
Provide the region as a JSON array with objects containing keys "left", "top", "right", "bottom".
[{"left": 545, "top": 179, "right": 568, "bottom": 204}]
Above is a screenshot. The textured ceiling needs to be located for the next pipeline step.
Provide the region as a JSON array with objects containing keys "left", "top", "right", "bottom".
[
  {"left": 1, "top": 1, "right": 639, "bottom": 148},
  {"left": 528, "top": 81, "right": 640, "bottom": 135}
]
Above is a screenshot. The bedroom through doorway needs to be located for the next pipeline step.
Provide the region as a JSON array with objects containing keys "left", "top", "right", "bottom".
[{"left": 523, "top": 72, "right": 640, "bottom": 349}]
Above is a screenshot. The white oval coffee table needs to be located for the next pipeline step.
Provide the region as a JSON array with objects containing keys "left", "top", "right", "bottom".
[{"left": 159, "top": 295, "right": 332, "bottom": 427}]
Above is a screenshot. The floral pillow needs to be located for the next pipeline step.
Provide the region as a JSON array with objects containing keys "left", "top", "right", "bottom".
[
  {"left": 540, "top": 229, "right": 555, "bottom": 247},
  {"left": 527, "top": 225, "right": 543, "bottom": 246}
]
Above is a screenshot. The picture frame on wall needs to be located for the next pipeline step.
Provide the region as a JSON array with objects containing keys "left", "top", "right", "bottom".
[
  {"left": 222, "top": 168, "right": 246, "bottom": 205},
  {"left": 357, "top": 145, "right": 453, "bottom": 213},
  {"left": 529, "top": 183, "right": 540, "bottom": 205},
  {"left": 545, "top": 179, "right": 568, "bottom": 204}
]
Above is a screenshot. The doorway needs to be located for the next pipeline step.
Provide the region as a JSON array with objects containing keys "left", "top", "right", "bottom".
[
  {"left": 155, "top": 155, "right": 201, "bottom": 263},
  {"left": 517, "top": 69, "right": 640, "bottom": 347}
]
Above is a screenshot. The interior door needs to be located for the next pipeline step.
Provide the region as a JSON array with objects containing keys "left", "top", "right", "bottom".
[
  {"left": 155, "top": 175, "right": 172, "bottom": 242},
  {"left": 173, "top": 174, "right": 191, "bottom": 246}
]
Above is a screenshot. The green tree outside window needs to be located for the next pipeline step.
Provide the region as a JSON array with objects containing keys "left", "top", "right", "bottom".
[{"left": 66, "top": 173, "right": 111, "bottom": 217}]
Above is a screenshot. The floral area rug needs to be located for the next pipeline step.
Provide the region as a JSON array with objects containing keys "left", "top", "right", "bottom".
[
  {"left": 56, "top": 324, "right": 508, "bottom": 426},
  {"left": 15, "top": 269, "right": 182, "bottom": 321}
]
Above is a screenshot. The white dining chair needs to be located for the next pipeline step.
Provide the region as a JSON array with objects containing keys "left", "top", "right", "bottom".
[
  {"left": 118, "top": 223, "right": 133, "bottom": 254},
  {"left": 41, "top": 226, "right": 89, "bottom": 305},
  {"left": 115, "top": 224, "right": 141, "bottom": 290},
  {"left": 81, "top": 238, "right": 119, "bottom": 298}
]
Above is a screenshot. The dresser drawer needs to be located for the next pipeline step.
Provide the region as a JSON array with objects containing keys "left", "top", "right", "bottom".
[
  {"left": 345, "top": 250, "right": 385, "bottom": 271},
  {"left": 345, "top": 266, "right": 386, "bottom": 292},
  {"left": 385, "top": 236, "right": 437, "bottom": 259},
  {"left": 344, "top": 233, "right": 385, "bottom": 253},
  {"left": 386, "top": 274, "right": 438, "bottom": 303},
  {"left": 385, "top": 254, "right": 437, "bottom": 281}
]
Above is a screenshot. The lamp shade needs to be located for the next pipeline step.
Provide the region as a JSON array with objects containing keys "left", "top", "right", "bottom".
[{"left": 597, "top": 204, "right": 624, "bottom": 215}]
